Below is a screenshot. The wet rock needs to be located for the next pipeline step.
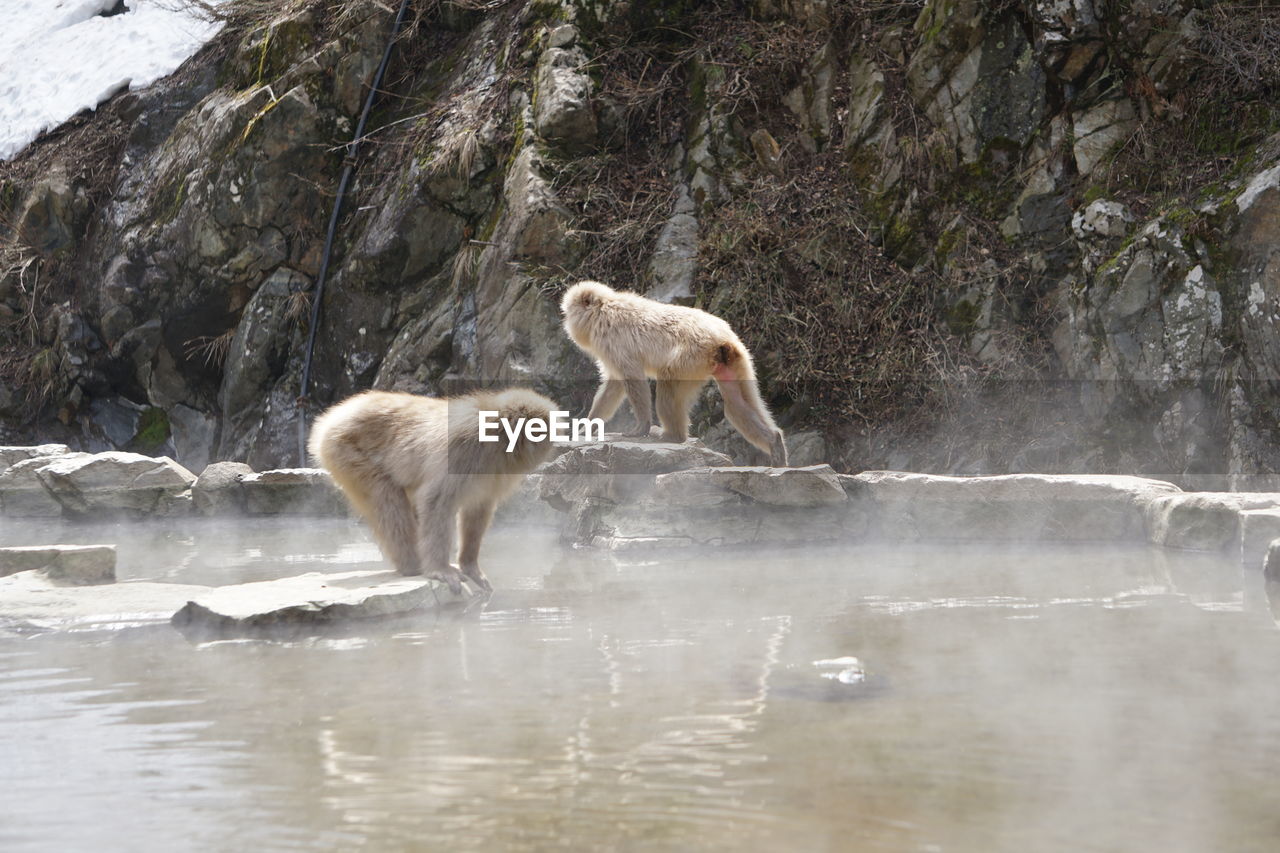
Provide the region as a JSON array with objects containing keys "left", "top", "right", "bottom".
[
  {"left": 0, "top": 545, "right": 116, "bottom": 585},
  {"left": 0, "top": 444, "right": 71, "bottom": 475},
  {"left": 846, "top": 471, "right": 1181, "bottom": 542},
  {"left": 0, "top": 571, "right": 211, "bottom": 632},
  {"left": 1145, "top": 492, "right": 1280, "bottom": 552},
  {"left": 193, "top": 461, "right": 254, "bottom": 515},
  {"left": 241, "top": 468, "right": 346, "bottom": 516},
  {"left": 169, "top": 404, "right": 218, "bottom": 473},
  {"left": 171, "top": 569, "right": 460, "bottom": 635},
  {"left": 34, "top": 452, "right": 196, "bottom": 518},
  {"left": 539, "top": 439, "right": 734, "bottom": 510},
  {"left": 494, "top": 473, "right": 561, "bottom": 525}
]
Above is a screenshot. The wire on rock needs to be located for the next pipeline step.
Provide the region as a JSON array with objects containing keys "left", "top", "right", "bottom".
[{"left": 295, "top": 0, "right": 413, "bottom": 464}]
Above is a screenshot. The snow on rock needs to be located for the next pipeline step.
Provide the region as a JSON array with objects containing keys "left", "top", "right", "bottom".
[{"left": 0, "top": 0, "right": 222, "bottom": 160}]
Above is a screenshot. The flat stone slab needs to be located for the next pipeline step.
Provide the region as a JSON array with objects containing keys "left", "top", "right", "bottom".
[
  {"left": 843, "top": 472, "right": 1182, "bottom": 542},
  {"left": 0, "top": 571, "right": 212, "bottom": 632},
  {"left": 0, "top": 545, "right": 116, "bottom": 584},
  {"left": 170, "top": 569, "right": 463, "bottom": 634}
]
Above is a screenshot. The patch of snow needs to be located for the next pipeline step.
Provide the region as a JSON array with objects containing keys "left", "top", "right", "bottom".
[{"left": 0, "top": 1, "right": 222, "bottom": 161}]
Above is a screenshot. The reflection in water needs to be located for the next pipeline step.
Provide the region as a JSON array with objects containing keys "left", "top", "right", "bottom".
[{"left": 2, "top": 520, "right": 1280, "bottom": 851}]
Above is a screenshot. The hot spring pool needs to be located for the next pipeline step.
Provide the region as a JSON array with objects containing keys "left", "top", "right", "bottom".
[{"left": 2, "top": 517, "right": 1279, "bottom": 851}]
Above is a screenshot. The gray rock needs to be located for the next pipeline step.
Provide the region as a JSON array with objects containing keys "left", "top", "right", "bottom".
[
  {"left": 1072, "top": 199, "right": 1134, "bottom": 240},
  {"left": 0, "top": 545, "right": 116, "bottom": 585},
  {"left": 534, "top": 45, "right": 597, "bottom": 154},
  {"left": 0, "top": 571, "right": 211, "bottom": 632},
  {"left": 539, "top": 439, "right": 734, "bottom": 510},
  {"left": 846, "top": 471, "right": 1181, "bottom": 542},
  {"left": 34, "top": 452, "right": 196, "bottom": 518},
  {"left": 0, "top": 453, "right": 92, "bottom": 517},
  {"left": 655, "top": 465, "right": 847, "bottom": 508},
  {"left": 169, "top": 404, "right": 218, "bottom": 473},
  {"left": 1240, "top": 508, "right": 1280, "bottom": 570},
  {"left": 193, "top": 461, "right": 254, "bottom": 515},
  {"left": 1072, "top": 97, "right": 1137, "bottom": 177},
  {"left": 1145, "top": 492, "right": 1280, "bottom": 552},
  {"left": 241, "top": 468, "right": 347, "bottom": 516},
  {"left": 645, "top": 185, "right": 698, "bottom": 303},
  {"left": 0, "top": 444, "right": 70, "bottom": 476},
  {"left": 1266, "top": 540, "right": 1280, "bottom": 582},
  {"left": 170, "top": 569, "right": 462, "bottom": 634}
]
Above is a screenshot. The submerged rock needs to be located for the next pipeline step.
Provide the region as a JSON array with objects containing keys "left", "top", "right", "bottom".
[
  {"left": 0, "top": 545, "right": 116, "bottom": 585},
  {"left": 0, "top": 571, "right": 211, "bottom": 632},
  {"left": 170, "top": 569, "right": 461, "bottom": 635}
]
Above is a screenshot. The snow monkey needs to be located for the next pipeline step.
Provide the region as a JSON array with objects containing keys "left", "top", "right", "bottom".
[
  {"left": 561, "top": 280, "right": 788, "bottom": 466},
  {"left": 309, "top": 388, "right": 558, "bottom": 594}
]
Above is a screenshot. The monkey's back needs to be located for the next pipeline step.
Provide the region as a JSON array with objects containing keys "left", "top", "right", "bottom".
[
  {"left": 309, "top": 391, "right": 450, "bottom": 489},
  {"left": 582, "top": 287, "right": 747, "bottom": 377}
]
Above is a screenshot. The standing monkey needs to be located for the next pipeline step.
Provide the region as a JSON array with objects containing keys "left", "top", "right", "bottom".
[
  {"left": 309, "top": 388, "right": 558, "bottom": 594},
  {"left": 561, "top": 280, "right": 788, "bottom": 466}
]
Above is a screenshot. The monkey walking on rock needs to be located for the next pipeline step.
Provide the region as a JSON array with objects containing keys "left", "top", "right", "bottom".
[
  {"left": 309, "top": 388, "right": 558, "bottom": 594},
  {"left": 561, "top": 280, "right": 788, "bottom": 467}
]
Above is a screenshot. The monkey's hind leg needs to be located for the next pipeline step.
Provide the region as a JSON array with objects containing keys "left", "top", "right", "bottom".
[
  {"left": 715, "top": 377, "right": 789, "bottom": 467},
  {"left": 341, "top": 471, "right": 422, "bottom": 576},
  {"left": 656, "top": 379, "right": 703, "bottom": 444},
  {"left": 457, "top": 500, "right": 497, "bottom": 592},
  {"left": 414, "top": 483, "right": 467, "bottom": 595}
]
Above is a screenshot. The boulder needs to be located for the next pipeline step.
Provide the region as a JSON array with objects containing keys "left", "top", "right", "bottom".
[
  {"left": 193, "top": 461, "right": 254, "bottom": 515},
  {"left": 1145, "top": 492, "right": 1280, "bottom": 552},
  {"left": 845, "top": 471, "right": 1180, "bottom": 542},
  {"left": 241, "top": 468, "right": 347, "bottom": 515},
  {"left": 0, "top": 545, "right": 116, "bottom": 585},
  {"left": 33, "top": 451, "right": 196, "bottom": 518},
  {"left": 170, "top": 569, "right": 461, "bottom": 635},
  {"left": 0, "top": 454, "right": 85, "bottom": 517}
]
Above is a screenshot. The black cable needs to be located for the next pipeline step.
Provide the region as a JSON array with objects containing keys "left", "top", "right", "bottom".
[{"left": 295, "top": 0, "right": 413, "bottom": 463}]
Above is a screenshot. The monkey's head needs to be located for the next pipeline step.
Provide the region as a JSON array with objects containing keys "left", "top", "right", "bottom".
[
  {"left": 561, "top": 281, "right": 614, "bottom": 350},
  {"left": 488, "top": 387, "right": 560, "bottom": 467},
  {"left": 561, "top": 280, "right": 614, "bottom": 317}
]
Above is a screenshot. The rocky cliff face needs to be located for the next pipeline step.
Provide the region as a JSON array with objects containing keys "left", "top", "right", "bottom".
[{"left": 2, "top": 0, "right": 1279, "bottom": 486}]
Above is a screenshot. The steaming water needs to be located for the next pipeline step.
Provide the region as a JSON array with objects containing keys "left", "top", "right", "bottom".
[{"left": 3, "top": 518, "right": 1280, "bottom": 852}]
